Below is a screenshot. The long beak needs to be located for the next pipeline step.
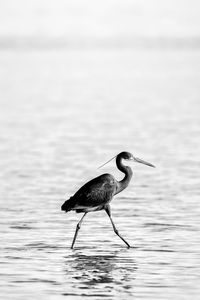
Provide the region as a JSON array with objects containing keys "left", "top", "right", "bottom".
[{"left": 132, "top": 156, "right": 155, "bottom": 168}]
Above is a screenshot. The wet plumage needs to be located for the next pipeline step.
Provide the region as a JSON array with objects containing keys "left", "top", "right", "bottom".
[{"left": 61, "top": 174, "right": 117, "bottom": 213}]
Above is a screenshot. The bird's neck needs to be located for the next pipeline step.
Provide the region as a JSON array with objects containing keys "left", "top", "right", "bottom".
[{"left": 115, "top": 156, "right": 133, "bottom": 194}]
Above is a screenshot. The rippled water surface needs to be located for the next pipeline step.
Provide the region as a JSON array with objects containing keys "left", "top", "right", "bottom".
[{"left": 0, "top": 48, "right": 200, "bottom": 299}]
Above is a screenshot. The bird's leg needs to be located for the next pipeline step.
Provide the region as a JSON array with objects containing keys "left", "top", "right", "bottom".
[
  {"left": 71, "top": 212, "right": 87, "bottom": 249},
  {"left": 105, "top": 205, "right": 130, "bottom": 248}
]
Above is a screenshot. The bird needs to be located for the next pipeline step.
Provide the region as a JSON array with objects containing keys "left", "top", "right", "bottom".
[{"left": 61, "top": 151, "right": 155, "bottom": 249}]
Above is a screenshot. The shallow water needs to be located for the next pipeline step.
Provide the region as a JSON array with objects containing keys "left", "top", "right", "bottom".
[{"left": 0, "top": 48, "right": 200, "bottom": 299}]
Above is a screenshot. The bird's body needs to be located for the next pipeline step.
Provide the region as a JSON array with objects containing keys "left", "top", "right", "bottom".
[
  {"left": 61, "top": 151, "right": 155, "bottom": 249},
  {"left": 62, "top": 174, "right": 117, "bottom": 213}
]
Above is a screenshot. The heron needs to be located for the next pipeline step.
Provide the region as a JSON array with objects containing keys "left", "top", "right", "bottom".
[{"left": 61, "top": 151, "right": 155, "bottom": 249}]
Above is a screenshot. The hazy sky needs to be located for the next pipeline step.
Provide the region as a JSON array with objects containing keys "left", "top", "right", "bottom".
[{"left": 0, "top": 0, "right": 200, "bottom": 38}]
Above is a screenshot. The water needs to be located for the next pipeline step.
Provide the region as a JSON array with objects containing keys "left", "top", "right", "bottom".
[{"left": 0, "top": 47, "right": 200, "bottom": 299}]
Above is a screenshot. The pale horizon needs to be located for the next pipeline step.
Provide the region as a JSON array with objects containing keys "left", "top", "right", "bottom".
[{"left": 0, "top": 0, "right": 200, "bottom": 40}]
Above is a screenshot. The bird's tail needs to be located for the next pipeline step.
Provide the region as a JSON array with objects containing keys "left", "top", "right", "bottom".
[{"left": 61, "top": 197, "right": 74, "bottom": 212}]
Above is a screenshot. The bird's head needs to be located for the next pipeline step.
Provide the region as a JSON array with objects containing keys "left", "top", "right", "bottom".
[
  {"left": 119, "top": 151, "right": 155, "bottom": 167},
  {"left": 98, "top": 151, "right": 155, "bottom": 169},
  {"left": 119, "top": 151, "right": 133, "bottom": 160}
]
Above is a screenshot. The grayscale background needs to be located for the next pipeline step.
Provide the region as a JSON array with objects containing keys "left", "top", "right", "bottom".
[{"left": 0, "top": 1, "right": 200, "bottom": 299}]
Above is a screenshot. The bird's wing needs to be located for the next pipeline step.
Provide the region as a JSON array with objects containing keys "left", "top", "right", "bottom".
[{"left": 73, "top": 174, "right": 116, "bottom": 208}]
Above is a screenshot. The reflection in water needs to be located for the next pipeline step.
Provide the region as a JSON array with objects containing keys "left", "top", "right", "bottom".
[{"left": 63, "top": 251, "right": 137, "bottom": 297}]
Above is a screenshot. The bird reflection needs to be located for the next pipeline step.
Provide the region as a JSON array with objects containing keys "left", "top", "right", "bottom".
[
  {"left": 71, "top": 253, "right": 115, "bottom": 285},
  {"left": 64, "top": 250, "right": 137, "bottom": 295}
]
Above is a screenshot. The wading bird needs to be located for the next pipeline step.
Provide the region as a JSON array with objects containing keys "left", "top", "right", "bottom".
[{"left": 61, "top": 151, "right": 155, "bottom": 249}]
